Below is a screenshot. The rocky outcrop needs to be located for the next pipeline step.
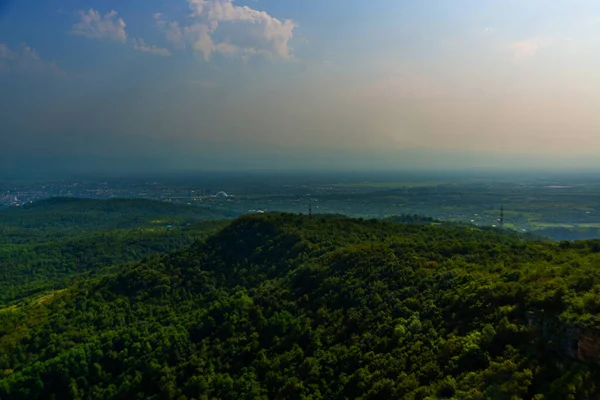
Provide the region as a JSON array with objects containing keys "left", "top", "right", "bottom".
[
  {"left": 526, "top": 310, "right": 600, "bottom": 362},
  {"left": 577, "top": 328, "right": 600, "bottom": 361}
]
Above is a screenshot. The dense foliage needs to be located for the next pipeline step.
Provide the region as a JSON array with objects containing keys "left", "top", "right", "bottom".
[
  {"left": 0, "top": 197, "right": 230, "bottom": 244},
  {"left": 0, "top": 221, "right": 228, "bottom": 305},
  {"left": 0, "top": 198, "right": 231, "bottom": 304},
  {"left": 2, "top": 213, "right": 600, "bottom": 399}
]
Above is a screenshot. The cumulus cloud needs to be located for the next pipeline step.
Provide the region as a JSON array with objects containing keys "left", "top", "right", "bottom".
[
  {"left": 0, "top": 43, "right": 65, "bottom": 76},
  {"left": 511, "top": 37, "right": 547, "bottom": 58},
  {"left": 131, "top": 38, "right": 171, "bottom": 56},
  {"left": 156, "top": 0, "right": 296, "bottom": 61},
  {"left": 71, "top": 9, "right": 127, "bottom": 43},
  {"left": 156, "top": 19, "right": 186, "bottom": 50}
]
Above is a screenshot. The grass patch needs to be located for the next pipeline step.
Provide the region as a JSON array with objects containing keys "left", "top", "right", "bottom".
[
  {"left": 531, "top": 223, "right": 575, "bottom": 229},
  {"left": 0, "top": 305, "right": 18, "bottom": 314},
  {"left": 36, "top": 289, "right": 67, "bottom": 305}
]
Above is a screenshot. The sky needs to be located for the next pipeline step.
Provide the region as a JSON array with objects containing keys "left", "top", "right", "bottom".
[{"left": 1, "top": 0, "right": 600, "bottom": 175}]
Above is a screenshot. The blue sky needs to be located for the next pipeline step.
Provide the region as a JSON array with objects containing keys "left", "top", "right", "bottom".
[{"left": 1, "top": 0, "right": 600, "bottom": 174}]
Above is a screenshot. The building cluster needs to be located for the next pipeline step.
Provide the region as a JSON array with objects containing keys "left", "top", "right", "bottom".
[{"left": 0, "top": 180, "right": 240, "bottom": 208}]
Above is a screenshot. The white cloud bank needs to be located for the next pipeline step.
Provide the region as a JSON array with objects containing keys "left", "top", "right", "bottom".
[
  {"left": 0, "top": 43, "right": 65, "bottom": 76},
  {"left": 155, "top": 0, "right": 296, "bottom": 61},
  {"left": 72, "top": 9, "right": 170, "bottom": 57},
  {"left": 131, "top": 38, "right": 171, "bottom": 56},
  {"left": 71, "top": 9, "right": 127, "bottom": 43}
]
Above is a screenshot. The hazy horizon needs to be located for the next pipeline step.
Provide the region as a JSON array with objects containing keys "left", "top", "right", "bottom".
[{"left": 2, "top": 0, "right": 600, "bottom": 174}]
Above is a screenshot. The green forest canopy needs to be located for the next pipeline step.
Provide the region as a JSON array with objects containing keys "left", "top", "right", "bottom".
[
  {"left": 0, "top": 197, "right": 231, "bottom": 243},
  {"left": 2, "top": 213, "right": 600, "bottom": 399},
  {"left": 0, "top": 198, "right": 232, "bottom": 305}
]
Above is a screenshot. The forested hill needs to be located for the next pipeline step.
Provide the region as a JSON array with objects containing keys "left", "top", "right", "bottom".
[
  {"left": 0, "top": 198, "right": 231, "bottom": 241},
  {"left": 0, "top": 197, "right": 234, "bottom": 305},
  {"left": 0, "top": 220, "right": 229, "bottom": 305},
  {"left": 3, "top": 213, "right": 600, "bottom": 399}
]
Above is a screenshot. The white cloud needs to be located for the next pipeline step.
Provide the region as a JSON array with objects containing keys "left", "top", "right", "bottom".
[
  {"left": 131, "top": 38, "right": 171, "bottom": 56},
  {"left": 183, "top": 23, "right": 214, "bottom": 59},
  {"left": 484, "top": 27, "right": 493, "bottom": 33},
  {"left": 510, "top": 37, "right": 547, "bottom": 58},
  {"left": 155, "top": 16, "right": 186, "bottom": 50},
  {"left": 156, "top": 0, "right": 296, "bottom": 61},
  {"left": 71, "top": 9, "right": 127, "bottom": 43},
  {"left": 0, "top": 43, "right": 65, "bottom": 77}
]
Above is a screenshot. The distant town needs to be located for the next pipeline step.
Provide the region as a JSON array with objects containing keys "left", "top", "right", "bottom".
[
  {"left": 0, "top": 181, "right": 232, "bottom": 207},
  {"left": 2, "top": 174, "right": 600, "bottom": 241}
]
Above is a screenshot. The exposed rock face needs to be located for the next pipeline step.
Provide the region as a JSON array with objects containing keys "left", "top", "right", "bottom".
[
  {"left": 527, "top": 310, "right": 600, "bottom": 363},
  {"left": 577, "top": 328, "right": 600, "bottom": 361}
]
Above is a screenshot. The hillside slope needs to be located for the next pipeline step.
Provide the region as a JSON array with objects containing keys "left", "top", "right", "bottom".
[
  {"left": 0, "top": 198, "right": 231, "bottom": 305},
  {"left": 0, "top": 220, "right": 228, "bottom": 305},
  {"left": 0, "top": 197, "right": 232, "bottom": 244},
  {"left": 2, "top": 214, "right": 600, "bottom": 399}
]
